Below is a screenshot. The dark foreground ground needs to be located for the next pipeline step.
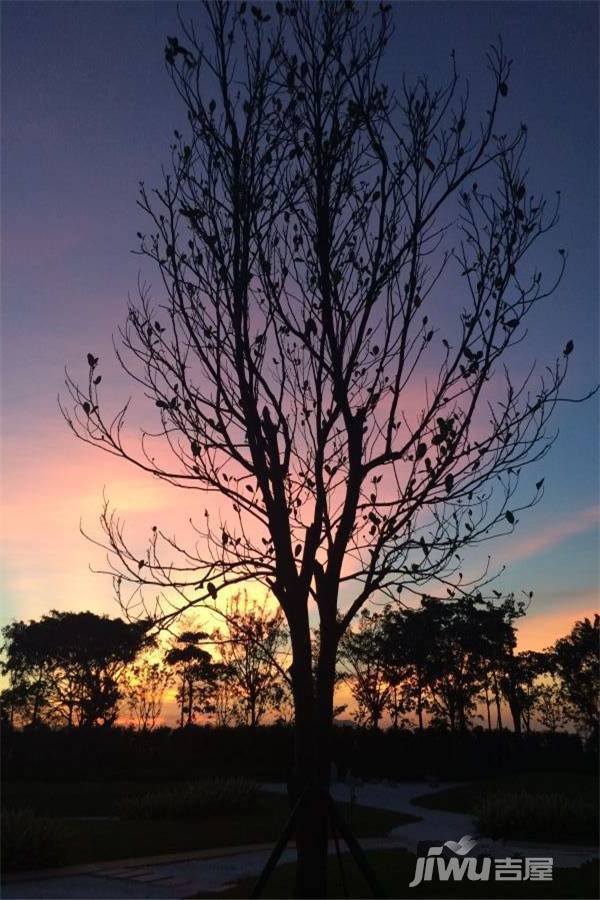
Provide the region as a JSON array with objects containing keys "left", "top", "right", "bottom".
[{"left": 204, "top": 850, "right": 600, "bottom": 899}]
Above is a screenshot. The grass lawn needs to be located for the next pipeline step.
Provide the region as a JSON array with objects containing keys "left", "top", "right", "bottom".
[
  {"left": 205, "top": 849, "right": 599, "bottom": 899},
  {"left": 2, "top": 780, "right": 184, "bottom": 817},
  {"left": 411, "top": 772, "right": 598, "bottom": 844},
  {"left": 2, "top": 781, "right": 419, "bottom": 869}
]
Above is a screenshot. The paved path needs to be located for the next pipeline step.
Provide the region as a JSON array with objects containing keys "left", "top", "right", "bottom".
[{"left": 3, "top": 781, "right": 598, "bottom": 898}]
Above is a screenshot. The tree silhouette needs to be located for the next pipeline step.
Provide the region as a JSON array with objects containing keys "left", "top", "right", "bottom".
[
  {"left": 1, "top": 612, "right": 149, "bottom": 728},
  {"left": 550, "top": 615, "right": 599, "bottom": 738},
  {"left": 62, "top": 2, "right": 588, "bottom": 892},
  {"left": 499, "top": 648, "right": 548, "bottom": 736},
  {"left": 210, "top": 593, "right": 290, "bottom": 727},
  {"left": 382, "top": 604, "right": 434, "bottom": 730},
  {"left": 339, "top": 610, "right": 391, "bottom": 729},
  {"left": 164, "top": 630, "right": 220, "bottom": 727},
  {"left": 125, "top": 657, "right": 172, "bottom": 731}
]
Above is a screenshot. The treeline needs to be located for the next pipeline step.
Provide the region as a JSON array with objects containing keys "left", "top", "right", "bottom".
[
  {"left": 2, "top": 725, "right": 594, "bottom": 783},
  {"left": 1, "top": 595, "right": 598, "bottom": 739},
  {"left": 0, "top": 595, "right": 290, "bottom": 731},
  {"left": 339, "top": 600, "right": 599, "bottom": 737}
]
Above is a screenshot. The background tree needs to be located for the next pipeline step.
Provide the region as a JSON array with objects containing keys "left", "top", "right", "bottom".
[
  {"left": 1, "top": 620, "right": 54, "bottom": 727},
  {"left": 1, "top": 611, "right": 148, "bottom": 728},
  {"left": 62, "top": 2, "right": 585, "bottom": 892},
  {"left": 210, "top": 593, "right": 290, "bottom": 727},
  {"left": 474, "top": 596, "right": 523, "bottom": 731},
  {"left": 0, "top": 683, "right": 36, "bottom": 730},
  {"left": 536, "top": 679, "right": 571, "bottom": 733},
  {"left": 381, "top": 604, "right": 434, "bottom": 730},
  {"left": 125, "top": 657, "right": 172, "bottom": 731},
  {"left": 500, "top": 649, "right": 546, "bottom": 736},
  {"left": 164, "top": 630, "right": 220, "bottom": 727},
  {"left": 339, "top": 610, "right": 390, "bottom": 729},
  {"left": 423, "top": 598, "right": 487, "bottom": 731},
  {"left": 550, "top": 615, "right": 600, "bottom": 738}
]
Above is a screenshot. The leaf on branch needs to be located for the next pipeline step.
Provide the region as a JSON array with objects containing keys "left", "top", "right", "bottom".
[
  {"left": 294, "top": 544, "right": 302, "bottom": 557},
  {"left": 445, "top": 473, "right": 454, "bottom": 493},
  {"left": 563, "top": 339, "right": 574, "bottom": 356},
  {"left": 415, "top": 443, "right": 427, "bottom": 460},
  {"left": 87, "top": 353, "right": 98, "bottom": 368},
  {"left": 536, "top": 478, "right": 545, "bottom": 491},
  {"left": 191, "top": 440, "right": 201, "bottom": 456},
  {"left": 505, "top": 510, "right": 516, "bottom": 525},
  {"left": 207, "top": 583, "right": 217, "bottom": 599}
]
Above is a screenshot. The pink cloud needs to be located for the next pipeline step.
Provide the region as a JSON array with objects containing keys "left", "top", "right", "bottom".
[{"left": 506, "top": 505, "right": 599, "bottom": 562}]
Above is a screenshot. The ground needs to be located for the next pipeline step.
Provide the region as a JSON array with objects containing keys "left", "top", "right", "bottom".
[
  {"left": 2, "top": 776, "right": 598, "bottom": 898},
  {"left": 2, "top": 781, "right": 416, "bottom": 866},
  {"left": 208, "top": 850, "right": 600, "bottom": 899}
]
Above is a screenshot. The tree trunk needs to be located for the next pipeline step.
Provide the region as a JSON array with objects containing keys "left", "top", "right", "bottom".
[
  {"left": 416, "top": 680, "right": 424, "bottom": 731},
  {"left": 289, "top": 609, "right": 337, "bottom": 898},
  {"left": 494, "top": 684, "right": 503, "bottom": 730},
  {"left": 507, "top": 694, "right": 522, "bottom": 736},
  {"left": 187, "top": 679, "right": 193, "bottom": 726},
  {"left": 484, "top": 686, "right": 492, "bottom": 731}
]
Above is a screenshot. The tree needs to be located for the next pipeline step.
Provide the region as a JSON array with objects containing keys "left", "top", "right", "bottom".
[
  {"left": 1, "top": 611, "right": 149, "bottom": 728},
  {"left": 210, "top": 592, "right": 290, "bottom": 727},
  {"left": 421, "top": 598, "right": 488, "bottom": 731},
  {"left": 0, "top": 683, "right": 35, "bottom": 729},
  {"left": 125, "top": 657, "right": 172, "bottom": 731},
  {"left": 550, "top": 615, "right": 600, "bottom": 738},
  {"left": 164, "top": 629, "right": 220, "bottom": 726},
  {"left": 381, "top": 604, "right": 434, "bottom": 730},
  {"left": 536, "top": 679, "right": 571, "bottom": 733},
  {"left": 62, "top": 2, "right": 584, "bottom": 892},
  {"left": 500, "top": 649, "right": 546, "bottom": 735},
  {"left": 1, "top": 620, "right": 54, "bottom": 727},
  {"left": 339, "top": 610, "right": 390, "bottom": 729},
  {"left": 474, "top": 596, "right": 523, "bottom": 731}
]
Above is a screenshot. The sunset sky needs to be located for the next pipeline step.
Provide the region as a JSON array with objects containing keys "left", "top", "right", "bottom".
[{"left": 1, "top": 1, "right": 598, "bottom": 657}]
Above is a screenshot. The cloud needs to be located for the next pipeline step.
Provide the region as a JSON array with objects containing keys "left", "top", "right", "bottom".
[{"left": 506, "top": 505, "right": 599, "bottom": 563}]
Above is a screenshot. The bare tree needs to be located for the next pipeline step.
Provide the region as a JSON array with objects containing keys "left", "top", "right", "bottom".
[{"left": 62, "top": 2, "right": 589, "bottom": 892}]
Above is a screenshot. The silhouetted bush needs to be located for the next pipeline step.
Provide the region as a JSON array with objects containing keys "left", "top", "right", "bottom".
[
  {"left": 2, "top": 722, "right": 594, "bottom": 785},
  {"left": 1, "top": 809, "right": 70, "bottom": 871},
  {"left": 119, "top": 777, "right": 259, "bottom": 819},
  {"left": 476, "top": 791, "right": 598, "bottom": 844}
]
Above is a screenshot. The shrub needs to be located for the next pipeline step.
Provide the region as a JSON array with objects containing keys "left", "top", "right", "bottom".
[
  {"left": 476, "top": 791, "right": 598, "bottom": 844},
  {"left": 118, "top": 776, "right": 259, "bottom": 820},
  {"left": 1, "top": 808, "right": 69, "bottom": 871}
]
